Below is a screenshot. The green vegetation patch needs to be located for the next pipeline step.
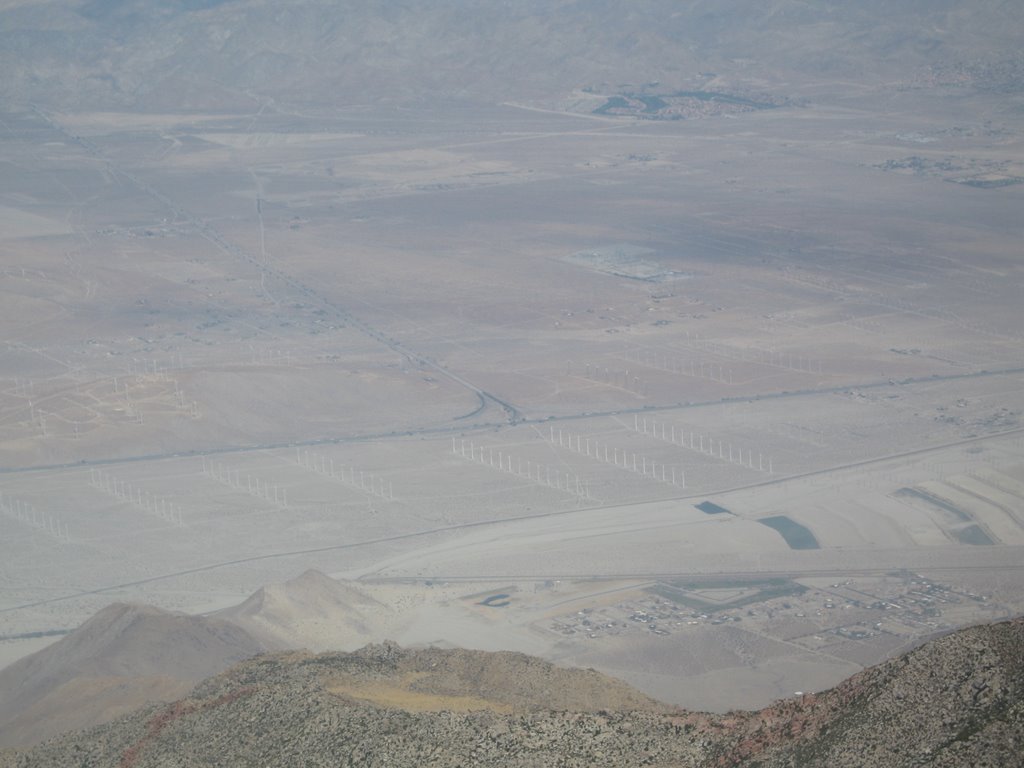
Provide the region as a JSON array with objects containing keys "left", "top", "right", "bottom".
[
  {"left": 594, "top": 90, "right": 784, "bottom": 118},
  {"left": 479, "top": 593, "right": 512, "bottom": 607},
  {"left": 695, "top": 501, "right": 732, "bottom": 515},
  {"left": 758, "top": 515, "right": 820, "bottom": 550},
  {"left": 897, "top": 487, "right": 970, "bottom": 519},
  {"left": 953, "top": 524, "right": 995, "bottom": 546}
]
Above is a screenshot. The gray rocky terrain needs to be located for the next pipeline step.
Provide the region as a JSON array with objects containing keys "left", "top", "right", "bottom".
[{"left": 1, "top": 618, "right": 1020, "bottom": 767}]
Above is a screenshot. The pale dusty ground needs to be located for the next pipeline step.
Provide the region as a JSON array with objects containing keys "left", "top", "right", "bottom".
[{"left": 1, "top": 90, "right": 1022, "bottom": 711}]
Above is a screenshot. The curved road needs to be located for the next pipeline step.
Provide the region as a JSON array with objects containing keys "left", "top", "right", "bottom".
[{"left": 3, "top": 365, "right": 1021, "bottom": 475}]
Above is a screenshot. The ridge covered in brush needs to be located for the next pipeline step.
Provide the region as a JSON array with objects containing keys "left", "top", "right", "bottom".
[{"left": 3, "top": 618, "right": 1021, "bottom": 767}]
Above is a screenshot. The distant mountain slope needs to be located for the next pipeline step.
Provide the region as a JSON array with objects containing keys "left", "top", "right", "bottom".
[
  {"left": 0, "top": 569, "right": 393, "bottom": 749},
  {"left": 0, "top": 602, "right": 269, "bottom": 749},
  {"left": 1, "top": 1, "right": 1021, "bottom": 110},
  {"left": 214, "top": 568, "right": 389, "bottom": 651},
  {"left": 3, "top": 619, "right": 1021, "bottom": 767}
]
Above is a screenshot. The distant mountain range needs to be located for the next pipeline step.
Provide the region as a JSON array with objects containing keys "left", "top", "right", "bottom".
[
  {"left": 1, "top": 1, "right": 1021, "bottom": 110},
  {"left": 1, "top": 614, "right": 1021, "bottom": 767}
]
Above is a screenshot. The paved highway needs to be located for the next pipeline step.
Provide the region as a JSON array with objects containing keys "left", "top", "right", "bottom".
[
  {"left": 3, "top": 365, "right": 1021, "bottom": 475},
  {"left": 3, "top": 424, "right": 1020, "bottom": 615}
]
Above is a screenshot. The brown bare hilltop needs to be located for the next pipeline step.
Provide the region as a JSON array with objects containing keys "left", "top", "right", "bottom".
[
  {"left": 0, "top": 602, "right": 269, "bottom": 750},
  {"left": 0, "top": 569, "right": 394, "bottom": 749}
]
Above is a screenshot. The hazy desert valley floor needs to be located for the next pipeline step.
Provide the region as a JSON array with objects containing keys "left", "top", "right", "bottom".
[{"left": 1, "top": 1, "right": 1024, "bottom": 755}]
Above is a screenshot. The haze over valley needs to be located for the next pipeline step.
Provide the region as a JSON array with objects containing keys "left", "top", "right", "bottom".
[{"left": 1, "top": 0, "right": 1023, "bottom": 757}]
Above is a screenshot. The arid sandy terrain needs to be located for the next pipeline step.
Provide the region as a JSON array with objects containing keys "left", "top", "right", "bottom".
[{"left": 2, "top": 35, "right": 1023, "bottom": 720}]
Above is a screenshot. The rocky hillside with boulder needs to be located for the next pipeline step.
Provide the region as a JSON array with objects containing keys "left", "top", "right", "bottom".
[
  {"left": 715, "top": 617, "right": 1024, "bottom": 767},
  {"left": 2, "top": 618, "right": 1021, "bottom": 767}
]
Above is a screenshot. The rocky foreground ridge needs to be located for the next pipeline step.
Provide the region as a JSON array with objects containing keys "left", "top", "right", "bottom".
[{"left": 2, "top": 618, "right": 1021, "bottom": 767}]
